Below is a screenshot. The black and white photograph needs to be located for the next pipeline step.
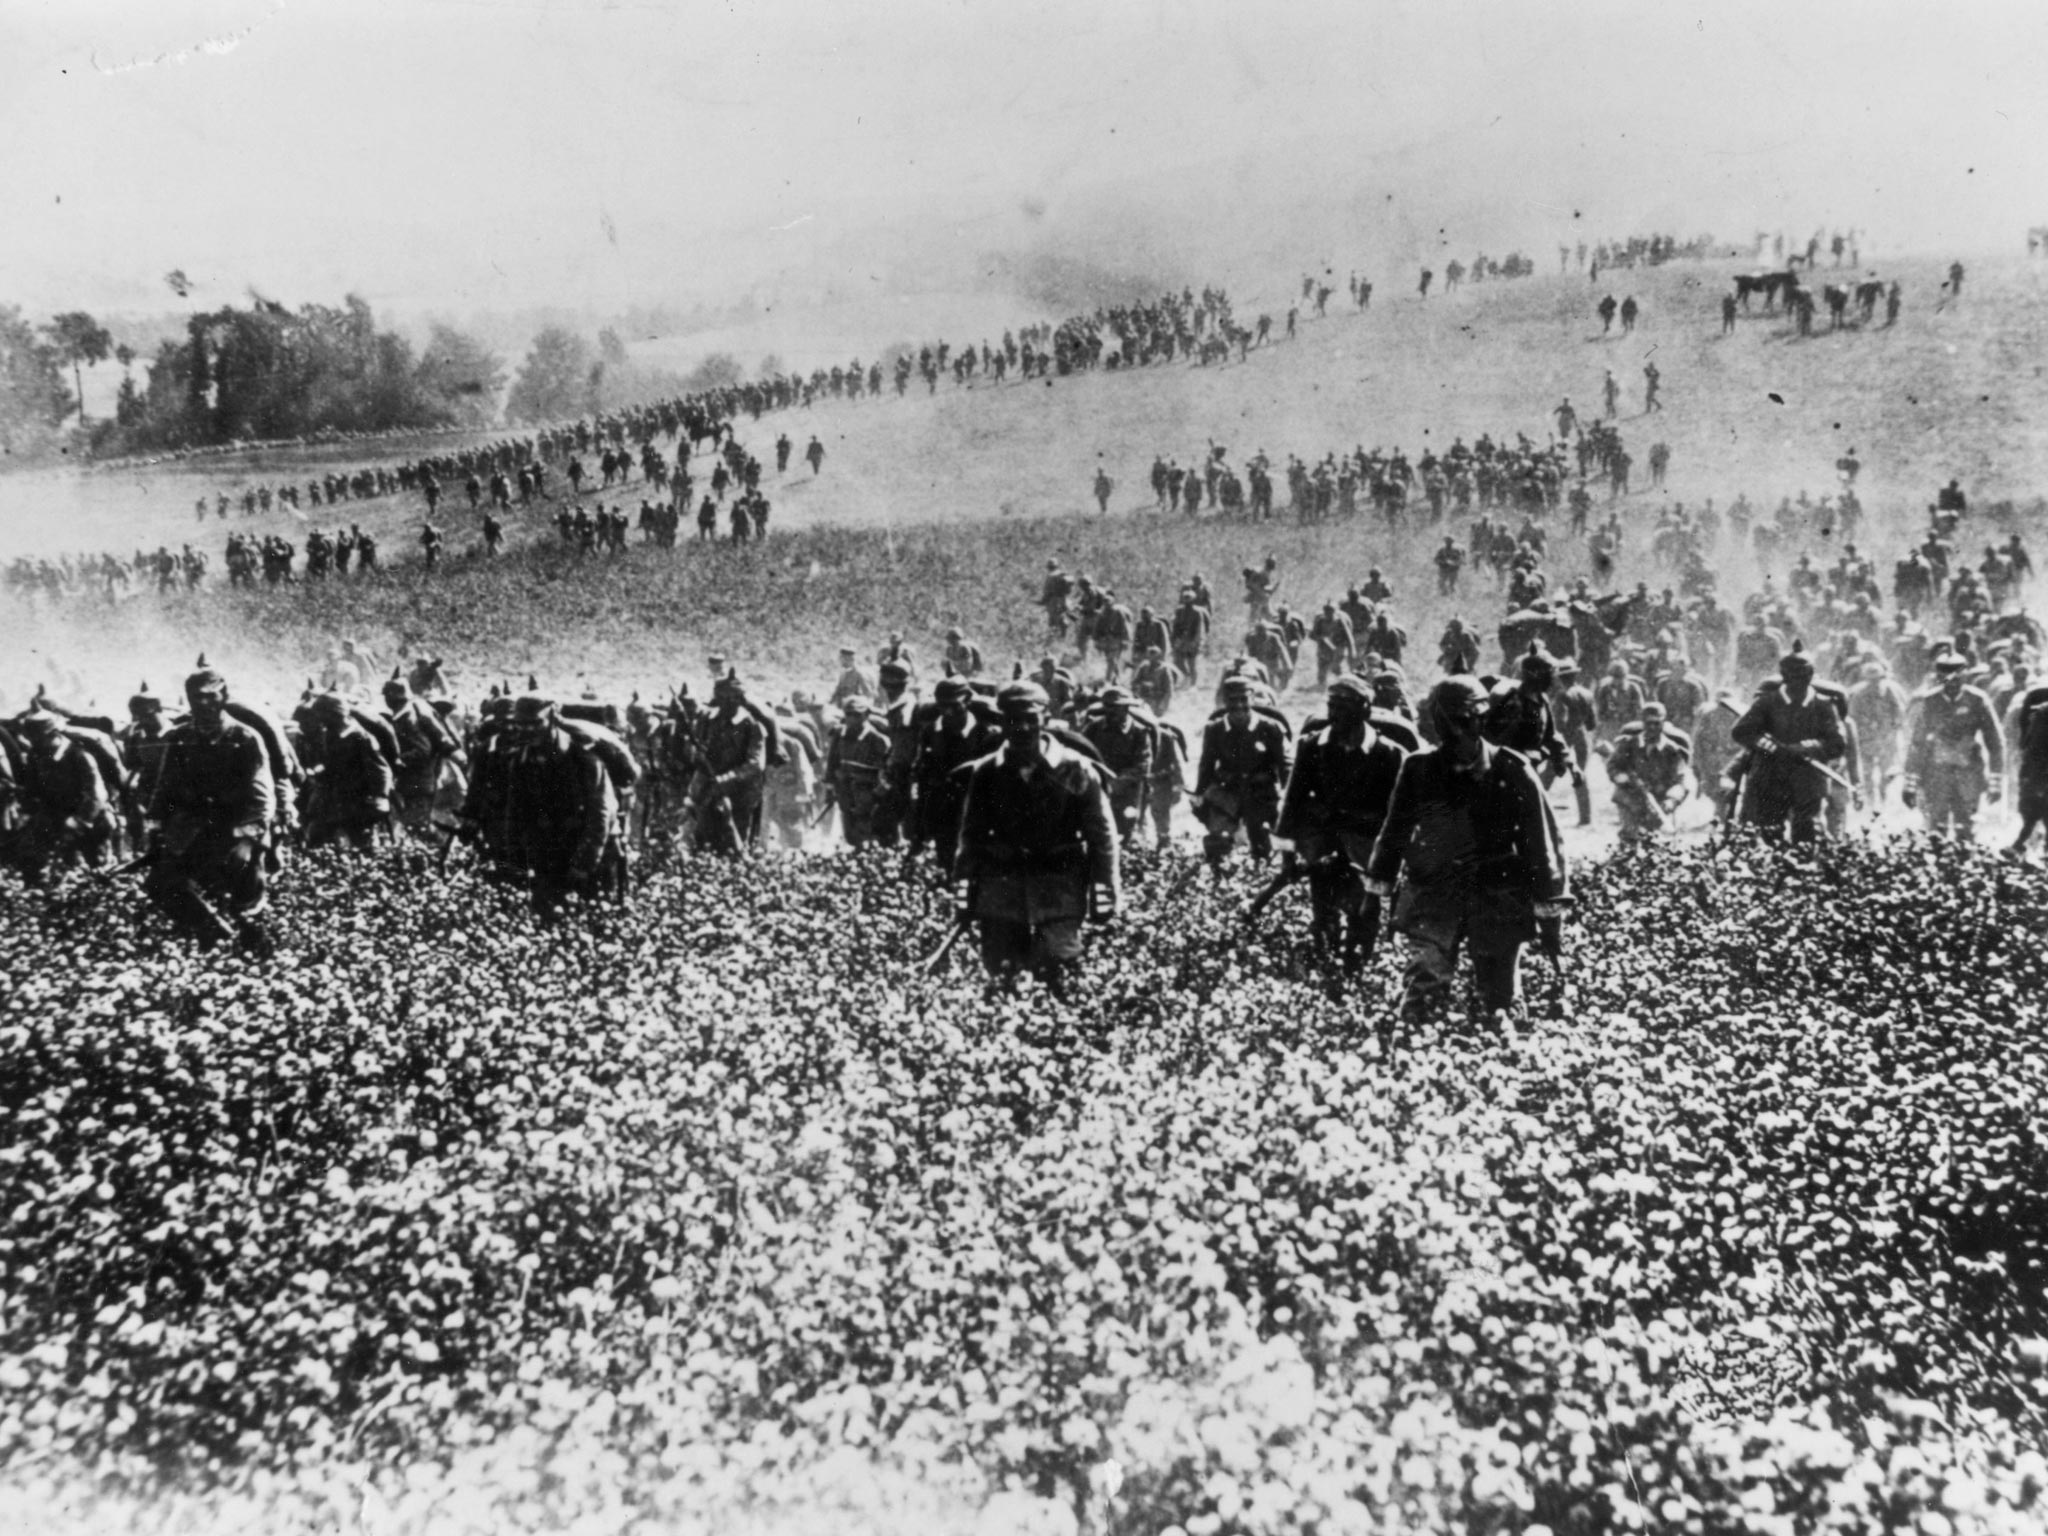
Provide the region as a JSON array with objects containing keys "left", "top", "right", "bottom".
[{"left": 5, "top": 1, "right": 2048, "bottom": 1531}]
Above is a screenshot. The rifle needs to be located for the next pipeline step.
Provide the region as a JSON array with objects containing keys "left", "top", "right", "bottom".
[
  {"left": 920, "top": 919, "right": 972, "bottom": 975},
  {"left": 92, "top": 849, "right": 155, "bottom": 885}
]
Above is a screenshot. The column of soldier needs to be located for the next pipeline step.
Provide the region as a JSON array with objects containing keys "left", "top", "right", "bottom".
[{"left": 7, "top": 473, "right": 2042, "bottom": 1021}]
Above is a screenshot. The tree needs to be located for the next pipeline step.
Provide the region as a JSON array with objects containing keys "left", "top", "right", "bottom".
[
  {"left": 505, "top": 327, "right": 597, "bottom": 425},
  {"left": 415, "top": 324, "right": 506, "bottom": 427},
  {"left": 45, "top": 311, "right": 113, "bottom": 427},
  {"left": 597, "top": 327, "right": 630, "bottom": 370},
  {"left": 682, "top": 352, "right": 744, "bottom": 393},
  {"left": 0, "top": 306, "right": 70, "bottom": 455}
]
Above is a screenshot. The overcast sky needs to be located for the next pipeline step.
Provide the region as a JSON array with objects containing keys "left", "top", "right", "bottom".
[{"left": 4, "top": 0, "right": 2045, "bottom": 317}]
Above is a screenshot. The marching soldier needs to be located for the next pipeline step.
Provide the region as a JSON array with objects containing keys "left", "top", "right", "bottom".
[
  {"left": 10, "top": 710, "right": 119, "bottom": 883},
  {"left": 1194, "top": 676, "right": 1292, "bottom": 873},
  {"left": 1365, "top": 676, "right": 1571, "bottom": 1027},
  {"left": 382, "top": 675, "right": 466, "bottom": 836},
  {"left": 118, "top": 683, "right": 175, "bottom": 849},
  {"left": 1274, "top": 675, "right": 1410, "bottom": 968},
  {"left": 458, "top": 694, "right": 619, "bottom": 915},
  {"left": 1131, "top": 645, "right": 1176, "bottom": 717},
  {"left": 1904, "top": 652, "right": 2004, "bottom": 841},
  {"left": 823, "top": 697, "right": 892, "bottom": 846},
  {"left": 1730, "top": 643, "right": 1847, "bottom": 843},
  {"left": 1082, "top": 686, "right": 1155, "bottom": 842},
  {"left": 909, "top": 675, "right": 1000, "bottom": 870},
  {"left": 681, "top": 674, "right": 767, "bottom": 855},
  {"left": 1605, "top": 702, "right": 1692, "bottom": 839},
  {"left": 1551, "top": 660, "right": 1597, "bottom": 827},
  {"left": 145, "top": 666, "right": 278, "bottom": 951},
  {"left": 952, "top": 681, "right": 1120, "bottom": 994},
  {"left": 299, "top": 692, "right": 395, "bottom": 851}
]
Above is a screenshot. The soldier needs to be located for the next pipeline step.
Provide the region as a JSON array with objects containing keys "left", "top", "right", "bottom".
[
  {"left": 299, "top": 692, "right": 395, "bottom": 851},
  {"left": 1731, "top": 644, "right": 1847, "bottom": 843},
  {"left": 1093, "top": 466, "right": 1113, "bottom": 513},
  {"left": 1605, "top": 702, "right": 1692, "bottom": 839},
  {"left": 942, "top": 627, "right": 984, "bottom": 677},
  {"left": 382, "top": 675, "right": 466, "bottom": 837},
  {"left": 876, "top": 631, "right": 920, "bottom": 685},
  {"left": 118, "top": 683, "right": 175, "bottom": 849},
  {"left": 805, "top": 435, "right": 825, "bottom": 475},
  {"left": 1434, "top": 536, "right": 1465, "bottom": 596},
  {"left": 762, "top": 697, "right": 818, "bottom": 853},
  {"left": 479, "top": 694, "right": 621, "bottom": 913},
  {"left": 1093, "top": 597, "right": 1133, "bottom": 683},
  {"left": 1275, "top": 675, "right": 1410, "bottom": 968},
  {"left": 1082, "top": 687, "right": 1155, "bottom": 842},
  {"left": 1309, "top": 601, "right": 1355, "bottom": 687},
  {"left": 1365, "top": 676, "right": 1571, "bottom": 1028},
  {"left": 1551, "top": 659, "right": 1597, "bottom": 826},
  {"left": 910, "top": 675, "right": 1000, "bottom": 870},
  {"left": 680, "top": 674, "right": 767, "bottom": 855},
  {"left": 10, "top": 710, "right": 118, "bottom": 883},
  {"left": 1653, "top": 654, "right": 1711, "bottom": 735},
  {"left": 830, "top": 645, "right": 876, "bottom": 709},
  {"left": 776, "top": 433, "right": 793, "bottom": 473},
  {"left": 1438, "top": 618, "right": 1482, "bottom": 676},
  {"left": 1904, "top": 652, "right": 2005, "bottom": 842},
  {"left": 1193, "top": 676, "right": 1292, "bottom": 873},
  {"left": 871, "top": 660, "right": 920, "bottom": 843},
  {"left": 952, "top": 681, "right": 1120, "bottom": 993},
  {"left": 1593, "top": 659, "right": 1646, "bottom": 743},
  {"left": 1171, "top": 590, "right": 1210, "bottom": 686},
  {"left": 2008, "top": 682, "right": 2048, "bottom": 858},
  {"left": 1145, "top": 709, "right": 1189, "bottom": 847},
  {"left": 145, "top": 667, "right": 278, "bottom": 951},
  {"left": 823, "top": 696, "right": 892, "bottom": 846},
  {"left": 1040, "top": 561, "right": 1075, "bottom": 637},
  {"left": 1848, "top": 660, "right": 1909, "bottom": 802},
  {"left": 1132, "top": 645, "right": 1176, "bottom": 717}
]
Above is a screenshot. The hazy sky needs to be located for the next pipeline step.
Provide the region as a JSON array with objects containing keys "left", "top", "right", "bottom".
[{"left": 4, "top": 0, "right": 2046, "bottom": 317}]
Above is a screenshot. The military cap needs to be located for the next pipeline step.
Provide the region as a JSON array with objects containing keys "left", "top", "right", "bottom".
[
  {"left": 842, "top": 695, "right": 874, "bottom": 714},
  {"left": 1778, "top": 641, "right": 1815, "bottom": 677},
  {"left": 1327, "top": 674, "right": 1372, "bottom": 702},
  {"left": 997, "top": 681, "right": 1050, "bottom": 714},
  {"left": 1428, "top": 674, "right": 1490, "bottom": 718},
  {"left": 1556, "top": 660, "right": 1581, "bottom": 679},
  {"left": 1221, "top": 676, "right": 1254, "bottom": 696},
  {"left": 185, "top": 667, "right": 227, "bottom": 699},
  {"left": 1145, "top": 645, "right": 1165, "bottom": 659},
  {"left": 16, "top": 708, "right": 62, "bottom": 738},
  {"left": 945, "top": 627, "right": 963, "bottom": 641},
  {"left": 1933, "top": 652, "right": 1969, "bottom": 673},
  {"left": 838, "top": 643, "right": 857, "bottom": 655},
  {"left": 934, "top": 676, "right": 971, "bottom": 702},
  {"left": 1639, "top": 701, "right": 1667, "bottom": 721},
  {"left": 1099, "top": 685, "right": 1133, "bottom": 707},
  {"left": 513, "top": 693, "right": 555, "bottom": 722},
  {"left": 129, "top": 682, "right": 162, "bottom": 712}
]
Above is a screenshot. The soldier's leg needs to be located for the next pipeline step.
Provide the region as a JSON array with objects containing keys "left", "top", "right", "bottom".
[
  {"left": 1150, "top": 785, "right": 1175, "bottom": 847},
  {"left": 1469, "top": 934, "right": 1529, "bottom": 1023},
  {"left": 1027, "top": 918, "right": 1085, "bottom": 990},
  {"left": 1786, "top": 783, "right": 1828, "bottom": 844},
  {"left": 1199, "top": 806, "right": 1237, "bottom": 870},
  {"left": 1245, "top": 802, "right": 1277, "bottom": 863},
  {"left": 1397, "top": 920, "right": 1462, "bottom": 1024},
  {"left": 977, "top": 917, "right": 1033, "bottom": 980}
]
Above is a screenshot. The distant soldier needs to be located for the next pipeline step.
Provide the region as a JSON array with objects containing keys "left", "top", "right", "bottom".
[
  {"left": 1194, "top": 676, "right": 1292, "bottom": 872},
  {"left": 1040, "top": 561, "right": 1075, "bottom": 636},
  {"left": 118, "top": 683, "right": 175, "bottom": 847},
  {"left": 805, "top": 435, "right": 825, "bottom": 475},
  {"left": 145, "top": 667, "right": 278, "bottom": 951},
  {"left": 1434, "top": 536, "right": 1465, "bottom": 595},
  {"left": 952, "top": 681, "right": 1120, "bottom": 994},
  {"left": 1275, "top": 675, "right": 1410, "bottom": 968},
  {"left": 1904, "top": 652, "right": 2004, "bottom": 842},
  {"left": 1606, "top": 703, "right": 1692, "bottom": 839},
  {"left": 1171, "top": 590, "right": 1210, "bottom": 686},
  {"left": 1131, "top": 645, "right": 1176, "bottom": 717},
  {"left": 830, "top": 645, "right": 877, "bottom": 710},
  {"left": 1093, "top": 466, "right": 1113, "bottom": 513},
  {"left": 776, "top": 433, "right": 793, "bottom": 473},
  {"left": 1309, "top": 601, "right": 1355, "bottom": 687},
  {"left": 383, "top": 676, "right": 466, "bottom": 836},
  {"left": 1642, "top": 362, "right": 1662, "bottom": 413},
  {"left": 1551, "top": 659, "right": 1598, "bottom": 826},
  {"left": 942, "top": 627, "right": 985, "bottom": 678}
]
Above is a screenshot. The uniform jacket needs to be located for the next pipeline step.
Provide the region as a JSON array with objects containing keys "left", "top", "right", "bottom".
[
  {"left": 1195, "top": 714, "right": 1292, "bottom": 807},
  {"left": 1275, "top": 720, "right": 1408, "bottom": 846},
  {"left": 1730, "top": 680, "right": 1847, "bottom": 795},
  {"left": 955, "top": 738, "right": 1118, "bottom": 925},
  {"left": 1906, "top": 685, "right": 2005, "bottom": 781},
  {"left": 1608, "top": 724, "right": 1692, "bottom": 798},
  {"left": 151, "top": 718, "right": 276, "bottom": 837},
  {"left": 1365, "top": 742, "right": 1569, "bottom": 934}
]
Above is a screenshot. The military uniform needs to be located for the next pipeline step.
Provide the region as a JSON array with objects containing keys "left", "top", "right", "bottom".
[
  {"left": 954, "top": 713, "right": 1118, "bottom": 985},
  {"left": 147, "top": 681, "right": 277, "bottom": 946},
  {"left": 1365, "top": 730, "right": 1570, "bottom": 1023},
  {"left": 1082, "top": 706, "right": 1155, "bottom": 840},
  {"left": 1730, "top": 677, "right": 1846, "bottom": 842},
  {"left": 385, "top": 693, "right": 467, "bottom": 835},
  {"left": 302, "top": 709, "right": 395, "bottom": 849},
  {"left": 12, "top": 717, "right": 119, "bottom": 882},
  {"left": 1194, "top": 700, "right": 1292, "bottom": 867},
  {"left": 910, "top": 695, "right": 1000, "bottom": 869},
  {"left": 685, "top": 702, "right": 767, "bottom": 854},
  {"left": 459, "top": 700, "right": 619, "bottom": 913},
  {"left": 1276, "top": 698, "right": 1409, "bottom": 956},
  {"left": 826, "top": 710, "right": 894, "bottom": 846},
  {"left": 1607, "top": 719, "right": 1692, "bottom": 838},
  {"left": 1905, "top": 679, "right": 2004, "bottom": 840}
]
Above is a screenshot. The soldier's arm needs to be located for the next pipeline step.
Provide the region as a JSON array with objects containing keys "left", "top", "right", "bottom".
[
  {"left": 1078, "top": 771, "right": 1121, "bottom": 901},
  {"left": 571, "top": 750, "right": 616, "bottom": 878},
  {"left": 718, "top": 720, "right": 767, "bottom": 794},
  {"left": 1273, "top": 733, "right": 1317, "bottom": 842},
  {"left": 1364, "top": 758, "right": 1422, "bottom": 895},
  {"left": 1729, "top": 695, "right": 1771, "bottom": 751},
  {"left": 1979, "top": 695, "right": 2007, "bottom": 775},
  {"left": 235, "top": 732, "right": 277, "bottom": 834},
  {"left": 1510, "top": 757, "right": 1571, "bottom": 906}
]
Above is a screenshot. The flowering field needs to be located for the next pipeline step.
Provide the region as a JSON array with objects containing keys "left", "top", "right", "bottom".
[{"left": 5, "top": 831, "right": 2048, "bottom": 1533}]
